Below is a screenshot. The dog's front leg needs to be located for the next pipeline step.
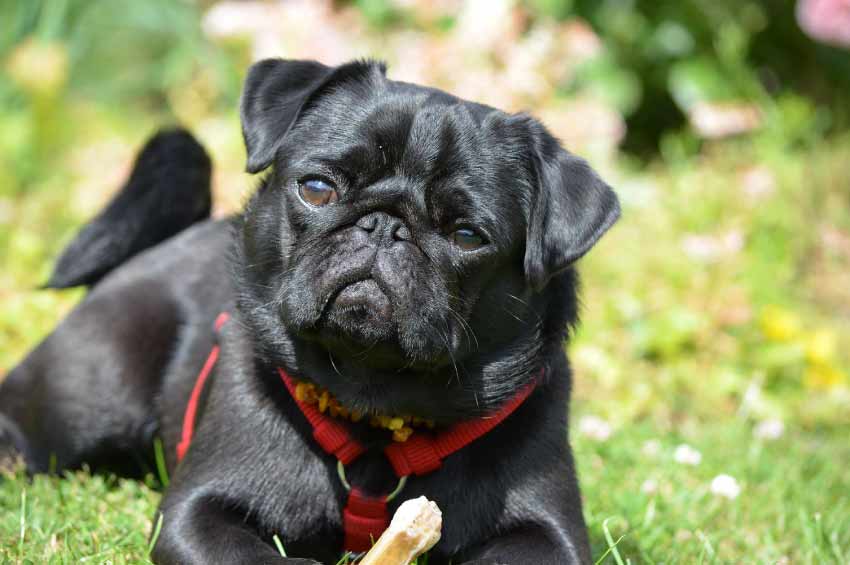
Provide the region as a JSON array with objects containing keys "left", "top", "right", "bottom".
[
  {"left": 459, "top": 525, "right": 590, "bottom": 565},
  {"left": 150, "top": 493, "right": 320, "bottom": 565}
]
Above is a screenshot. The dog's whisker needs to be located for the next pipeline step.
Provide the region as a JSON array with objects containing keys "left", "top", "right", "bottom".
[
  {"left": 328, "top": 351, "right": 344, "bottom": 379},
  {"left": 447, "top": 307, "right": 479, "bottom": 351},
  {"left": 429, "top": 321, "right": 461, "bottom": 388},
  {"left": 506, "top": 293, "right": 530, "bottom": 307},
  {"left": 505, "top": 294, "right": 545, "bottom": 326},
  {"left": 500, "top": 305, "right": 526, "bottom": 325}
]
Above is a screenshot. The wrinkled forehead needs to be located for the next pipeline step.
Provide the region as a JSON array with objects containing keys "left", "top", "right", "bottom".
[{"left": 288, "top": 83, "right": 532, "bottom": 215}]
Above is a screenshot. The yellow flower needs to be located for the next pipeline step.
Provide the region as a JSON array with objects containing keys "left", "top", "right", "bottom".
[
  {"left": 392, "top": 426, "right": 414, "bottom": 443},
  {"left": 760, "top": 305, "right": 800, "bottom": 341},
  {"left": 6, "top": 38, "right": 68, "bottom": 97},
  {"left": 329, "top": 400, "right": 342, "bottom": 418},
  {"left": 290, "top": 378, "right": 430, "bottom": 442},
  {"left": 804, "top": 363, "right": 847, "bottom": 390},
  {"left": 294, "top": 382, "right": 313, "bottom": 403},
  {"left": 805, "top": 329, "right": 837, "bottom": 365}
]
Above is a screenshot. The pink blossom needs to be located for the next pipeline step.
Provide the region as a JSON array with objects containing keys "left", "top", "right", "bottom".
[{"left": 797, "top": 0, "right": 850, "bottom": 47}]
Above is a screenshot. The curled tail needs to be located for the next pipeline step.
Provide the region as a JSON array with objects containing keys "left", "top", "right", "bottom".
[{"left": 45, "top": 128, "right": 213, "bottom": 288}]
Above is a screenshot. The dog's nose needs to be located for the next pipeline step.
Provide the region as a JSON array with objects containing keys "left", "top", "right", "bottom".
[{"left": 356, "top": 211, "right": 411, "bottom": 243}]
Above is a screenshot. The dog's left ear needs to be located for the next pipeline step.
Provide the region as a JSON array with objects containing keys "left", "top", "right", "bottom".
[
  {"left": 523, "top": 120, "right": 621, "bottom": 291},
  {"left": 240, "top": 58, "right": 386, "bottom": 173}
]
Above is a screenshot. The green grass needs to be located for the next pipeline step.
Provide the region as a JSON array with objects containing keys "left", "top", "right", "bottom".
[
  {"left": 579, "top": 422, "right": 849, "bottom": 563},
  {"left": 0, "top": 468, "right": 159, "bottom": 564},
  {"left": 2, "top": 420, "right": 847, "bottom": 563}
]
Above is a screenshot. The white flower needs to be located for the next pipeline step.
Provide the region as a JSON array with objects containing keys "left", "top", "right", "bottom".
[
  {"left": 754, "top": 419, "right": 785, "bottom": 440},
  {"left": 641, "top": 479, "right": 658, "bottom": 494},
  {"left": 688, "top": 102, "right": 761, "bottom": 139},
  {"left": 681, "top": 230, "right": 743, "bottom": 262},
  {"left": 578, "top": 415, "right": 612, "bottom": 441},
  {"left": 673, "top": 444, "right": 702, "bottom": 466},
  {"left": 454, "top": 0, "right": 517, "bottom": 52},
  {"left": 741, "top": 166, "right": 776, "bottom": 199},
  {"left": 642, "top": 439, "right": 662, "bottom": 457},
  {"left": 710, "top": 474, "right": 741, "bottom": 499}
]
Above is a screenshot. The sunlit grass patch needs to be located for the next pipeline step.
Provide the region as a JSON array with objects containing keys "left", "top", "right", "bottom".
[
  {"left": 578, "top": 421, "right": 850, "bottom": 563},
  {"left": 0, "top": 466, "right": 159, "bottom": 564}
]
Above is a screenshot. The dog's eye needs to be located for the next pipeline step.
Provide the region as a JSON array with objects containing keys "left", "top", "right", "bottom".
[
  {"left": 299, "top": 179, "right": 338, "bottom": 207},
  {"left": 451, "top": 227, "right": 486, "bottom": 251}
]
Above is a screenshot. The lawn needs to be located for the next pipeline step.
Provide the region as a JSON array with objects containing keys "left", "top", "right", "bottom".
[
  {"left": 2, "top": 421, "right": 848, "bottom": 563},
  {"left": 1, "top": 1, "right": 849, "bottom": 563}
]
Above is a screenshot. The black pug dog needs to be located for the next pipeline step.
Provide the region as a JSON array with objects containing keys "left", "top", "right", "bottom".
[{"left": 0, "top": 59, "right": 619, "bottom": 564}]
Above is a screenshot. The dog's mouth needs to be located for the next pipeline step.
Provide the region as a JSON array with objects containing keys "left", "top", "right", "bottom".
[
  {"left": 313, "top": 277, "right": 452, "bottom": 370},
  {"left": 331, "top": 279, "right": 392, "bottom": 321},
  {"left": 318, "top": 278, "right": 397, "bottom": 347}
]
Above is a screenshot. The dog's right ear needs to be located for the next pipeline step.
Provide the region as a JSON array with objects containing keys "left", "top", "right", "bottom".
[
  {"left": 240, "top": 58, "right": 387, "bottom": 174},
  {"left": 240, "top": 59, "right": 333, "bottom": 174}
]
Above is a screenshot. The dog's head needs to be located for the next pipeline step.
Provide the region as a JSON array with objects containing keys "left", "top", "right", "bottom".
[{"left": 236, "top": 59, "right": 619, "bottom": 419}]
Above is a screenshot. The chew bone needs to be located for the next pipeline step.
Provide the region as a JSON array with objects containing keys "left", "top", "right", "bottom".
[{"left": 358, "top": 496, "right": 442, "bottom": 565}]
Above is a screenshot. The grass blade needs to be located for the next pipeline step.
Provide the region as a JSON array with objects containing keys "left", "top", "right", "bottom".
[
  {"left": 273, "top": 534, "right": 287, "bottom": 557},
  {"left": 600, "top": 518, "right": 626, "bottom": 565},
  {"left": 147, "top": 511, "right": 164, "bottom": 556},
  {"left": 18, "top": 489, "right": 27, "bottom": 556},
  {"left": 153, "top": 437, "right": 170, "bottom": 488}
]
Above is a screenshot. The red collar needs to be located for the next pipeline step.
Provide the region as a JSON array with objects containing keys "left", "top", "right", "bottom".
[
  {"left": 177, "top": 312, "right": 538, "bottom": 553},
  {"left": 277, "top": 368, "right": 536, "bottom": 476},
  {"left": 278, "top": 367, "right": 537, "bottom": 552}
]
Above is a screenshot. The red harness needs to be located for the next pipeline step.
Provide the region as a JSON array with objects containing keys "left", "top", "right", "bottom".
[{"left": 177, "top": 313, "right": 537, "bottom": 552}]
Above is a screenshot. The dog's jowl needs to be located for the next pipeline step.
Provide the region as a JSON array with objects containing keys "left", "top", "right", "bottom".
[{"left": 0, "top": 59, "right": 620, "bottom": 565}]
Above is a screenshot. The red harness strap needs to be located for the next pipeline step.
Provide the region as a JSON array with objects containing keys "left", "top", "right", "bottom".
[
  {"left": 177, "top": 313, "right": 538, "bottom": 553},
  {"left": 384, "top": 381, "right": 536, "bottom": 477},
  {"left": 176, "top": 312, "right": 230, "bottom": 462},
  {"left": 342, "top": 488, "right": 390, "bottom": 552},
  {"left": 276, "top": 369, "right": 366, "bottom": 465}
]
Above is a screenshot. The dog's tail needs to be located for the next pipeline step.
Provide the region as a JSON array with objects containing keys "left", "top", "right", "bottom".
[{"left": 44, "top": 128, "right": 213, "bottom": 289}]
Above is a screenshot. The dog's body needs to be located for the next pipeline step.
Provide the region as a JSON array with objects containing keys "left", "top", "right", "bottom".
[{"left": 1, "top": 59, "right": 619, "bottom": 564}]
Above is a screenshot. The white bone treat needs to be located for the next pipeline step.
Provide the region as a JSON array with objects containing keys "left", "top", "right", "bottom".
[{"left": 358, "top": 496, "right": 442, "bottom": 565}]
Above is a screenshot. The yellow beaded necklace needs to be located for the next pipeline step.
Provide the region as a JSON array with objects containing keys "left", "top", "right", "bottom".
[{"left": 292, "top": 379, "right": 435, "bottom": 443}]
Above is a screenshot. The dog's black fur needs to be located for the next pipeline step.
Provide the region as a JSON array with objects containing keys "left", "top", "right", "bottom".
[
  {"left": 0, "top": 59, "right": 620, "bottom": 564},
  {"left": 45, "top": 129, "right": 213, "bottom": 289}
]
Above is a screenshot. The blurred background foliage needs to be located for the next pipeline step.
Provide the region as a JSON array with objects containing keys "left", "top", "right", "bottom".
[{"left": 1, "top": 0, "right": 849, "bottom": 562}]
